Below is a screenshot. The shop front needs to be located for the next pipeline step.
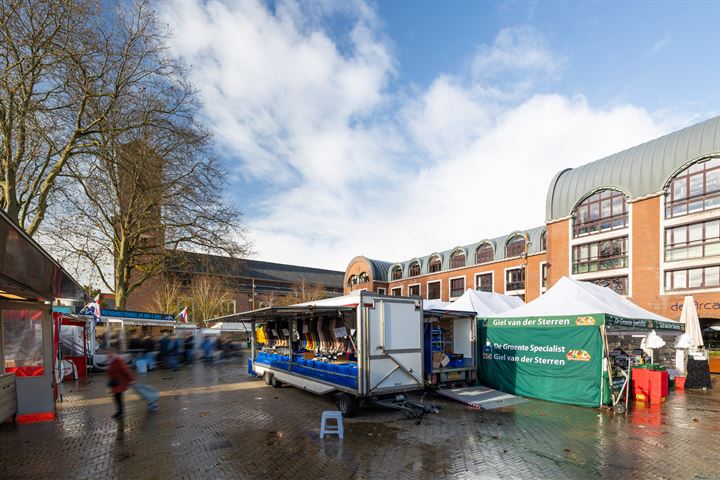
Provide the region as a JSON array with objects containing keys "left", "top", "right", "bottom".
[{"left": 0, "top": 210, "right": 86, "bottom": 422}]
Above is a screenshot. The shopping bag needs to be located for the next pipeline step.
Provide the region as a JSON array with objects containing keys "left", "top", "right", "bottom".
[{"left": 132, "top": 383, "right": 159, "bottom": 403}]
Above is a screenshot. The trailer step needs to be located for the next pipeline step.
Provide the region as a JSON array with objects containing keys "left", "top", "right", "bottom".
[{"left": 437, "top": 386, "right": 529, "bottom": 410}]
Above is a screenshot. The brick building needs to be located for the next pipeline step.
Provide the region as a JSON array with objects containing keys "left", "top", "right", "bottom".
[
  {"left": 127, "top": 251, "right": 344, "bottom": 316},
  {"left": 345, "top": 116, "right": 720, "bottom": 333}
]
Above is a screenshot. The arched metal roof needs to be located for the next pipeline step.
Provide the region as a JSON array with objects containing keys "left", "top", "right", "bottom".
[
  {"left": 546, "top": 116, "right": 720, "bottom": 221},
  {"left": 367, "top": 258, "right": 393, "bottom": 282},
  {"left": 393, "top": 225, "right": 546, "bottom": 279}
]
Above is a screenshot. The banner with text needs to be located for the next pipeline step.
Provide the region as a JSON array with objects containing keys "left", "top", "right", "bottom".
[{"left": 478, "top": 322, "right": 605, "bottom": 407}]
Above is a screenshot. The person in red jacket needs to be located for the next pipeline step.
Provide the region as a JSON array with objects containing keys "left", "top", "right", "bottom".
[{"left": 107, "top": 344, "right": 134, "bottom": 420}]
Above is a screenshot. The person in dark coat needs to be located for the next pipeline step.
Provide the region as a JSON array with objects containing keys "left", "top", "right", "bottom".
[
  {"left": 167, "top": 335, "right": 179, "bottom": 371},
  {"left": 159, "top": 333, "right": 170, "bottom": 368},
  {"left": 107, "top": 344, "right": 134, "bottom": 420},
  {"left": 143, "top": 335, "right": 157, "bottom": 370},
  {"left": 185, "top": 334, "right": 195, "bottom": 365}
]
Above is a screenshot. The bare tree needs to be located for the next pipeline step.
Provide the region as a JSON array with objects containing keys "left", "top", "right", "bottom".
[
  {"left": 187, "top": 275, "right": 233, "bottom": 327},
  {"left": 276, "top": 278, "right": 329, "bottom": 306},
  {"left": 0, "top": 0, "right": 183, "bottom": 236},
  {"left": 45, "top": 2, "right": 250, "bottom": 308},
  {"left": 151, "top": 276, "right": 183, "bottom": 316}
]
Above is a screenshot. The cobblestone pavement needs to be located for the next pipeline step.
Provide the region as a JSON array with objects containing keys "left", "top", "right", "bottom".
[{"left": 1, "top": 356, "right": 719, "bottom": 480}]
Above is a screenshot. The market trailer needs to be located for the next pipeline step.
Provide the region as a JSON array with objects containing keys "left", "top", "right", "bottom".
[{"left": 245, "top": 292, "right": 431, "bottom": 417}]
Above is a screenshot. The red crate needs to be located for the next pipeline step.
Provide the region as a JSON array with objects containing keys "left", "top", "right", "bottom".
[
  {"left": 648, "top": 370, "right": 668, "bottom": 404},
  {"left": 632, "top": 367, "right": 650, "bottom": 401}
]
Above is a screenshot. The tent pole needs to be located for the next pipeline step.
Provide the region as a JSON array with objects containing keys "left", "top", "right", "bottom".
[
  {"left": 600, "top": 326, "right": 604, "bottom": 407},
  {"left": 601, "top": 325, "right": 616, "bottom": 407}
]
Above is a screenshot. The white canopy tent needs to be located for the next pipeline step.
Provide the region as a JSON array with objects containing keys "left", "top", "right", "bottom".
[
  {"left": 493, "top": 277, "right": 676, "bottom": 325},
  {"left": 423, "top": 299, "right": 449, "bottom": 311},
  {"left": 439, "top": 289, "right": 523, "bottom": 316}
]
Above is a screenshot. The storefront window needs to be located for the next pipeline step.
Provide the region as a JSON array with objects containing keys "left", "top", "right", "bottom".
[{"left": 2, "top": 309, "right": 44, "bottom": 376}]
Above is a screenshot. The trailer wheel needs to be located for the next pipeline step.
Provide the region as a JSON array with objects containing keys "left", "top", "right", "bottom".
[
  {"left": 337, "top": 393, "right": 359, "bottom": 417},
  {"left": 613, "top": 403, "right": 626, "bottom": 414},
  {"left": 263, "top": 372, "right": 272, "bottom": 385},
  {"left": 270, "top": 375, "right": 282, "bottom": 388}
]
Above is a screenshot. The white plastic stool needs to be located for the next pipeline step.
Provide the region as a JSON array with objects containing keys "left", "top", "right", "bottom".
[{"left": 320, "top": 411, "right": 344, "bottom": 439}]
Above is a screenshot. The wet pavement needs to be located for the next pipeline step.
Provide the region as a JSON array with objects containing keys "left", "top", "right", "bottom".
[{"left": 1, "top": 356, "right": 719, "bottom": 479}]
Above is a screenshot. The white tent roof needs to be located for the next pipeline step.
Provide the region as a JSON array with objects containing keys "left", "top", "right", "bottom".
[
  {"left": 489, "top": 277, "right": 675, "bottom": 324},
  {"left": 423, "top": 299, "right": 450, "bottom": 311},
  {"left": 440, "top": 289, "right": 523, "bottom": 316},
  {"left": 209, "top": 322, "right": 252, "bottom": 332}
]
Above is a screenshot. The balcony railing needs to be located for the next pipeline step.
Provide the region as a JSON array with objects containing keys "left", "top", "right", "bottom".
[
  {"left": 574, "top": 213, "right": 628, "bottom": 237},
  {"left": 573, "top": 255, "right": 628, "bottom": 274}
]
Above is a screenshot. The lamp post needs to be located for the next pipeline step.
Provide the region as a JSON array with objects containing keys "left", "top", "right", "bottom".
[{"left": 521, "top": 232, "right": 531, "bottom": 303}]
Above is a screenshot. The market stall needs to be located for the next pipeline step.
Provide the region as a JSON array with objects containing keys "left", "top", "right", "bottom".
[
  {"left": 478, "top": 277, "right": 682, "bottom": 408},
  {"left": 88, "top": 309, "right": 176, "bottom": 371},
  {"left": 0, "top": 209, "right": 87, "bottom": 422},
  {"left": 243, "top": 292, "right": 437, "bottom": 419},
  {"left": 56, "top": 313, "right": 88, "bottom": 380},
  {"left": 424, "top": 290, "right": 523, "bottom": 387}
]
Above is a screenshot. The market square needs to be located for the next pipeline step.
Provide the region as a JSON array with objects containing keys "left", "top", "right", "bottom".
[{"left": 1, "top": 1, "right": 719, "bottom": 479}]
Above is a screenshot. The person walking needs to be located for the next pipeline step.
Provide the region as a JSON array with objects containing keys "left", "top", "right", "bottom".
[
  {"left": 107, "top": 344, "right": 133, "bottom": 420},
  {"left": 159, "top": 333, "right": 170, "bottom": 368},
  {"left": 202, "top": 335, "right": 214, "bottom": 366},
  {"left": 167, "top": 335, "right": 179, "bottom": 371},
  {"left": 143, "top": 335, "right": 157, "bottom": 371},
  {"left": 185, "top": 334, "right": 195, "bottom": 365},
  {"left": 215, "top": 335, "right": 224, "bottom": 361}
]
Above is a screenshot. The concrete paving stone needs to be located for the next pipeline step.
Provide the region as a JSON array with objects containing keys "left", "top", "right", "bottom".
[{"left": 1, "top": 355, "right": 719, "bottom": 479}]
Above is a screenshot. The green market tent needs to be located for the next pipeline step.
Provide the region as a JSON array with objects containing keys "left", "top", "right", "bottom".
[{"left": 478, "top": 277, "right": 682, "bottom": 407}]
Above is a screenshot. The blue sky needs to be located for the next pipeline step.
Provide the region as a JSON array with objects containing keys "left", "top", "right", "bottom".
[
  {"left": 377, "top": 1, "right": 718, "bottom": 113},
  {"left": 162, "top": 1, "right": 719, "bottom": 270}
]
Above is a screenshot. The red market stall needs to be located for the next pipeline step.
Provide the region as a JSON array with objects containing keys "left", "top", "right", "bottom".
[
  {"left": 56, "top": 313, "right": 88, "bottom": 380},
  {"left": 0, "top": 210, "right": 87, "bottom": 423}
]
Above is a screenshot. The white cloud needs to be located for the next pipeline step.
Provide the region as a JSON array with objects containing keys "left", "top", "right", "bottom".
[{"left": 162, "top": 2, "right": 686, "bottom": 271}]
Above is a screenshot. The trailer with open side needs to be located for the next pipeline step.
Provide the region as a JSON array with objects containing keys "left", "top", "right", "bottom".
[{"left": 242, "top": 292, "right": 438, "bottom": 421}]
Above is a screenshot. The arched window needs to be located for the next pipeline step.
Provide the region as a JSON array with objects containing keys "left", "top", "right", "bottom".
[
  {"left": 450, "top": 249, "right": 466, "bottom": 269},
  {"left": 358, "top": 272, "right": 369, "bottom": 283},
  {"left": 428, "top": 255, "right": 442, "bottom": 273},
  {"left": 347, "top": 275, "right": 357, "bottom": 287},
  {"left": 573, "top": 189, "right": 628, "bottom": 237},
  {"left": 505, "top": 234, "right": 526, "bottom": 258},
  {"left": 408, "top": 261, "right": 421, "bottom": 277},
  {"left": 391, "top": 265, "right": 402, "bottom": 280},
  {"left": 666, "top": 157, "right": 720, "bottom": 218},
  {"left": 540, "top": 231, "right": 547, "bottom": 251},
  {"left": 475, "top": 243, "right": 494, "bottom": 263}
]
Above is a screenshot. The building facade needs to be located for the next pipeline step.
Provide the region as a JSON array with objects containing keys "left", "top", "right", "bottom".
[
  {"left": 344, "top": 116, "right": 720, "bottom": 332},
  {"left": 127, "top": 251, "right": 345, "bottom": 317}
]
